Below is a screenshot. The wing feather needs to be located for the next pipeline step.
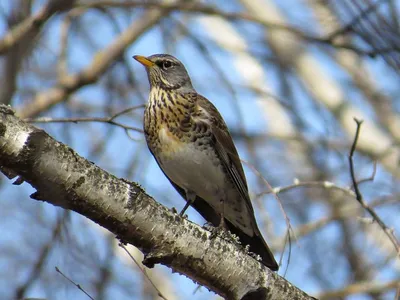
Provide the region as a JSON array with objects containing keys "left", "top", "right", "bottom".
[{"left": 194, "top": 94, "right": 257, "bottom": 222}]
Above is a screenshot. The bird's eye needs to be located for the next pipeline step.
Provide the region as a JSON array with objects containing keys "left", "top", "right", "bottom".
[{"left": 162, "top": 61, "right": 173, "bottom": 69}]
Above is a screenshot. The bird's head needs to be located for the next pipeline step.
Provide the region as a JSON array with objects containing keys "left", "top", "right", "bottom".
[{"left": 134, "top": 54, "right": 194, "bottom": 92}]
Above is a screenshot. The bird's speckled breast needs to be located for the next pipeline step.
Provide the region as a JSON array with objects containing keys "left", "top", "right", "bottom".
[{"left": 143, "top": 86, "right": 207, "bottom": 155}]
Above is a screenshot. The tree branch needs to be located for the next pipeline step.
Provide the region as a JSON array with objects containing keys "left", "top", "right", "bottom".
[
  {"left": 0, "top": 105, "right": 315, "bottom": 299},
  {"left": 348, "top": 118, "right": 400, "bottom": 255},
  {"left": 0, "top": 0, "right": 74, "bottom": 55},
  {"left": 15, "top": 3, "right": 172, "bottom": 118}
]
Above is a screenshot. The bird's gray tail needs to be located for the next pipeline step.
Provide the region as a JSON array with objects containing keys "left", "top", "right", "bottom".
[
  {"left": 187, "top": 193, "right": 279, "bottom": 270},
  {"left": 168, "top": 180, "right": 279, "bottom": 270},
  {"left": 226, "top": 222, "right": 279, "bottom": 271}
]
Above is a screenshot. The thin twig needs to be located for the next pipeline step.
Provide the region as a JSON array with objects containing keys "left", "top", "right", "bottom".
[
  {"left": 256, "top": 180, "right": 356, "bottom": 198},
  {"left": 349, "top": 119, "right": 364, "bottom": 200},
  {"left": 118, "top": 243, "right": 168, "bottom": 300},
  {"left": 357, "top": 161, "right": 377, "bottom": 185},
  {"left": 257, "top": 163, "right": 377, "bottom": 198},
  {"left": 348, "top": 118, "right": 400, "bottom": 255},
  {"left": 79, "top": 0, "right": 303, "bottom": 34},
  {"left": 55, "top": 266, "right": 95, "bottom": 300},
  {"left": 79, "top": 0, "right": 399, "bottom": 59},
  {"left": 25, "top": 105, "right": 145, "bottom": 133},
  {"left": 15, "top": 211, "right": 68, "bottom": 299},
  {"left": 318, "top": 278, "right": 400, "bottom": 299},
  {"left": 16, "top": 4, "right": 174, "bottom": 118},
  {"left": 0, "top": 0, "right": 73, "bottom": 55},
  {"left": 281, "top": 228, "right": 291, "bottom": 278},
  {"left": 278, "top": 194, "right": 400, "bottom": 244},
  {"left": 326, "top": 0, "right": 384, "bottom": 41},
  {"left": 241, "top": 159, "right": 297, "bottom": 269},
  {"left": 58, "top": 7, "right": 88, "bottom": 79}
]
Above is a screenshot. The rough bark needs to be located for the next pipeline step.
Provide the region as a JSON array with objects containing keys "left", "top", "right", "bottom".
[{"left": 0, "top": 105, "right": 315, "bottom": 300}]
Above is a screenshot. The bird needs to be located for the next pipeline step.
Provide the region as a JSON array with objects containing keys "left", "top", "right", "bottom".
[{"left": 134, "top": 54, "right": 279, "bottom": 271}]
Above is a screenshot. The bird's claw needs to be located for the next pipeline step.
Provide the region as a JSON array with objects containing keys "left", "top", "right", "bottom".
[{"left": 171, "top": 207, "right": 188, "bottom": 219}]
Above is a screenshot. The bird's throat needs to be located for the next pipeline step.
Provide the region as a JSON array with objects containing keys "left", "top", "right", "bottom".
[{"left": 147, "top": 87, "right": 194, "bottom": 125}]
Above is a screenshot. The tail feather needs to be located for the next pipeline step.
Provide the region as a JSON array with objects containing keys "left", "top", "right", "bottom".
[
  {"left": 166, "top": 179, "right": 279, "bottom": 270},
  {"left": 225, "top": 221, "right": 279, "bottom": 270},
  {"left": 189, "top": 193, "right": 279, "bottom": 270}
]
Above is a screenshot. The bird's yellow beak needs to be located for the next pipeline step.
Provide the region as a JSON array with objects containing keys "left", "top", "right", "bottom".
[{"left": 133, "top": 55, "right": 155, "bottom": 67}]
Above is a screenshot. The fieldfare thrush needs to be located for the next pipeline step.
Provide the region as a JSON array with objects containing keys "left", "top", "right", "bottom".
[{"left": 134, "top": 54, "right": 278, "bottom": 271}]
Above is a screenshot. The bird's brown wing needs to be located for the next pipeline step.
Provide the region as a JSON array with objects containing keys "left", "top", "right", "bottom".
[
  {"left": 194, "top": 94, "right": 255, "bottom": 218},
  {"left": 194, "top": 94, "right": 279, "bottom": 270}
]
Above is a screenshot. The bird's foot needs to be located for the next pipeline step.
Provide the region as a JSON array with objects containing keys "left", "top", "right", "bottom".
[
  {"left": 203, "top": 219, "right": 239, "bottom": 244},
  {"left": 208, "top": 214, "right": 228, "bottom": 239},
  {"left": 178, "top": 209, "right": 187, "bottom": 218},
  {"left": 248, "top": 250, "right": 262, "bottom": 263},
  {"left": 218, "top": 216, "right": 226, "bottom": 230},
  {"left": 209, "top": 225, "right": 225, "bottom": 240},
  {"left": 208, "top": 224, "right": 238, "bottom": 245},
  {"left": 171, "top": 207, "right": 188, "bottom": 219},
  {"left": 178, "top": 200, "right": 192, "bottom": 217},
  {"left": 203, "top": 222, "right": 214, "bottom": 231}
]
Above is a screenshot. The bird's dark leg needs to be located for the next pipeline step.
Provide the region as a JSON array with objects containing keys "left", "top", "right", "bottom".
[
  {"left": 218, "top": 198, "right": 226, "bottom": 229},
  {"left": 180, "top": 190, "right": 196, "bottom": 216},
  {"left": 210, "top": 196, "right": 227, "bottom": 240},
  {"left": 179, "top": 202, "right": 191, "bottom": 216}
]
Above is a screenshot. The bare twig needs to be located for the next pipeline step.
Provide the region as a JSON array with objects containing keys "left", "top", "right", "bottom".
[
  {"left": 326, "top": 0, "right": 384, "bottom": 41},
  {"left": 348, "top": 118, "right": 400, "bottom": 255},
  {"left": 318, "top": 279, "right": 400, "bottom": 299},
  {"left": 14, "top": 211, "right": 68, "bottom": 299},
  {"left": 257, "top": 180, "right": 356, "bottom": 198},
  {"left": 357, "top": 161, "right": 377, "bottom": 185},
  {"left": 282, "top": 195, "right": 400, "bottom": 244},
  {"left": 257, "top": 163, "right": 377, "bottom": 198},
  {"left": 327, "top": 0, "right": 400, "bottom": 70},
  {"left": 0, "top": 0, "right": 74, "bottom": 55},
  {"left": 55, "top": 266, "right": 95, "bottom": 300},
  {"left": 79, "top": 0, "right": 303, "bottom": 34},
  {"left": 118, "top": 243, "right": 168, "bottom": 300},
  {"left": 241, "top": 159, "right": 297, "bottom": 269},
  {"left": 57, "top": 7, "right": 88, "bottom": 79},
  {"left": 24, "top": 105, "right": 145, "bottom": 133},
  {"left": 78, "top": 0, "right": 400, "bottom": 59},
  {"left": 16, "top": 3, "right": 175, "bottom": 118}
]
